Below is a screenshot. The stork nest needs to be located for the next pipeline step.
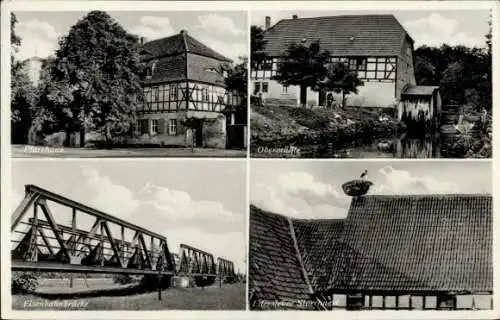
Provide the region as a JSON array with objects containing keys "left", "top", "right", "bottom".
[{"left": 342, "top": 179, "right": 374, "bottom": 196}]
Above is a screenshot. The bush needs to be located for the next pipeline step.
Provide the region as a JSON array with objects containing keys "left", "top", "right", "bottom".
[
  {"left": 194, "top": 276, "right": 216, "bottom": 287},
  {"left": 112, "top": 274, "right": 134, "bottom": 285},
  {"left": 139, "top": 274, "right": 172, "bottom": 290},
  {"left": 12, "top": 272, "right": 38, "bottom": 294}
]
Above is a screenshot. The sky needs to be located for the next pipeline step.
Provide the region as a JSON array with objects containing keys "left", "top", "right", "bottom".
[
  {"left": 251, "top": 161, "right": 492, "bottom": 219},
  {"left": 251, "top": 10, "right": 491, "bottom": 48},
  {"left": 12, "top": 11, "right": 248, "bottom": 61},
  {"left": 11, "top": 160, "right": 247, "bottom": 273}
]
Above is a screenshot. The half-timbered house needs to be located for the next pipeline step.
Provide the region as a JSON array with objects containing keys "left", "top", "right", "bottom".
[
  {"left": 249, "top": 191, "right": 493, "bottom": 310},
  {"left": 251, "top": 14, "right": 419, "bottom": 113},
  {"left": 131, "top": 30, "right": 243, "bottom": 149}
]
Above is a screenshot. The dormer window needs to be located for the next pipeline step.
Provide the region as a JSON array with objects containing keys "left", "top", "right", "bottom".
[
  {"left": 146, "top": 67, "right": 152, "bottom": 79},
  {"left": 151, "top": 60, "right": 158, "bottom": 74},
  {"left": 145, "top": 60, "right": 158, "bottom": 79}
]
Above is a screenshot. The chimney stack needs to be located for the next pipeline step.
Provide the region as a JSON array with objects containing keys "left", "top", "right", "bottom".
[
  {"left": 140, "top": 36, "right": 147, "bottom": 45},
  {"left": 180, "top": 29, "right": 188, "bottom": 35},
  {"left": 265, "top": 16, "right": 271, "bottom": 30},
  {"left": 292, "top": 14, "right": 298, "bottom": 20}
]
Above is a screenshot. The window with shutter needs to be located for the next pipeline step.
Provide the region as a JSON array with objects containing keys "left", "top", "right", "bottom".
[
  {"left": 158, "top": 118, "right": 166, "bottom": 134},
  {"left": 142, "top": 119, "right": 149, "bottom": 134}
]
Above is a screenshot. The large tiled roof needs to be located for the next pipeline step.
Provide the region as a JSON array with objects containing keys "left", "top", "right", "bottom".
[
  {"left": 292, "top": 219, "right": 344, "bottom": 290},
  {"left": 263, "top": 14, "right": 411, "bottom": 57},
  {"left": 249, "top": 205, "right": 313, "bottom": 308},
  {"left": 142, "top": 31, "right": 231, "bottom": 62},
  {"left": 140, "top": 31, "right": 230, "bottom": 85},
  {"left": 339, "top": 194, "right": 492, "bottom": 292},
  {"left": 249, "top": 193, "right": 492, "bottom": 299}
]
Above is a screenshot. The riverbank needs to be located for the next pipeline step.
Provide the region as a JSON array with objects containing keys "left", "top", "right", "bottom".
[{"left": 251, "top": 103, "right": 405, "bottom": 158}]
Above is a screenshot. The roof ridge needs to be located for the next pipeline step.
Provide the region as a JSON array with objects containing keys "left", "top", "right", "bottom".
[
  {"left": 364, "top": 193, "right": 491, "bottom": 198},
  {"left": 292, "top": 218, "right": 344, "bottom": 223},
  {"left": 250, "top": 204, "right": 292, "bottom": 220},
  {"left": 181, "top": 31, "right": 190, "bottom": 53}
]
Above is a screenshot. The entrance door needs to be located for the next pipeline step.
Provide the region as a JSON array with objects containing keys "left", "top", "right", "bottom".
[
  {"left": 300, "top": 85, "right": 307, "bottom": 106},
  {"left": 195, "top": 121, "right": 203, "bottom": 147},
  {"left": 318, "top": 90, "right": 326, "bottom": 107}
]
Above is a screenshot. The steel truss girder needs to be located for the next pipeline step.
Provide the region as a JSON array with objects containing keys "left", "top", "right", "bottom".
[
  {"left": 11, "top": 185, "right": 237, "bottom": 279},
  {"left": 178, "top": 244, "right": 216, "bottom": 276},
  {"left": 11, "top": 185, "right": 175, "bottom": 274},
  {"left": 217, "top": 257, "right": 235, "bottom": 277}
]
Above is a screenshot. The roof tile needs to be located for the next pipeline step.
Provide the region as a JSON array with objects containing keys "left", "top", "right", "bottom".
[{"left": 263, "top": 14, "right": 410, "bottom": 57}]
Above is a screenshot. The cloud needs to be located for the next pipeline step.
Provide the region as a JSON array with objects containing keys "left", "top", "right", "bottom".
[
  {"left": 15, "top": 19, "right": 59, "bottom": 59},
  {"left": 373, "top": 166, "right": 460, "bottom": 195},
  {"left": 251, "top": 172, "right": 349, "bottom": 219},
  {"left": 130, "top": 16, "right": 175, "bottom": 40},
  {"left": 197, "top": 13, "right": 246, "bottom": 37},
  {"left": 166, "top": 228, "right": 246, "bottom": 273},
  {"left": 193, "top": 34, "right": 246, "bottom": 62},
  {"left": 79, "top": 166, "right": 140, "bottom": 217},
  {"left": 134, "top": 182, "right": 244, "bottom": 233},
  {"left": 404, "top": 13, "right": 485, "bottom": 48}
]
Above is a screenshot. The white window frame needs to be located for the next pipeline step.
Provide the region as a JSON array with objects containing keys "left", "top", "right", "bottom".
[
  {"left": 262, "top": 82, "right": 269, "bottom": 93},
  {"left": 151, "top": 119, "right": 159, "bottom": 134},
  {"left": 169, "top": 119, "right": 177, "bottom": 136},
  {"left": 281, "top": 85, "right": 288, "bottom": 94},
  {"left": 137, "top": 120, "right": 143, "bottom": 133}
]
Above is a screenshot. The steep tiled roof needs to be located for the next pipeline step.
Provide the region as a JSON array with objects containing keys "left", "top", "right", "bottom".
[
  {"left": 337, "top": 194, "right": 492, "bottom": 292},
  {"left": 143, "top": 54, "right": 186, "bottom": 84},
  {"left": 142, "top": 31, "right": 231, "bottom": 62},
  {"left": 402, "top": 85, "right": 440, "bottom": 96},
  {"left": 250, "top": 193, "right": 492, "bottom": 299},
  {"left": 249, "top": 205, "right": 314, "bottom": 308},
  {"left": 263, "top": 15, "right": 411, "bottom": 57},
  {"left": 292, "top": 219, "right": 343, "bottom": 290},
  {"left": 141, "top": 31, "right": 230, "bottom": 85}
]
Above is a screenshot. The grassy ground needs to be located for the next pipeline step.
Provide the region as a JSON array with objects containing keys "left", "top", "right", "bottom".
[
  {"left": 12, "top": 282, "right": 246, "bottom": 310},
  {"left": 11, "top": 145, "right": 247, "bottom": 158},
  {"left": 251, "top": 103, "right": 402, "bottom": 158}
]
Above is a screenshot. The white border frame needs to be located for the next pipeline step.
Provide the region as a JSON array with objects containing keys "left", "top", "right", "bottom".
[{"left": 1, "top": 1, "right": 499, "bottom": 319}]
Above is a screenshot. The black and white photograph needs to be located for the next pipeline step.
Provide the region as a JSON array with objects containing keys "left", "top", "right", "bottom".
[
  {"left": 249, "top": 161, "right": 492, "bottom": 310},
  {"left": 9, "top": 160, "right": 246, "bottom": 310},
  {"left": 1, "top": 1, "right": 499, "bottom": 320},
  {"left": 250, "top": 10, "right": 492, "bottom": 158},
  {"left": 10, "top": 10, "right": 248, "bottom": 158}
]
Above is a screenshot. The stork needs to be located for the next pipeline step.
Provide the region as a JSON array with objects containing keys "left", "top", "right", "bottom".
[{"left": 360, "top": 169, "right": 368, "bottom": 179}]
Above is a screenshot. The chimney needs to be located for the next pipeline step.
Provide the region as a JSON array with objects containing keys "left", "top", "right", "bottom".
[
  {"left": 292, "top": 14, "right": 298, "bottom": 20},
  {"left": 265, "top": 16, "right": 271, "bottom": 29},
  {"left": 180, "top": 29, "right": 187, "bottom": 35},
  {"left": 140, "top": 36, "right": 147, "bottom": 45}
]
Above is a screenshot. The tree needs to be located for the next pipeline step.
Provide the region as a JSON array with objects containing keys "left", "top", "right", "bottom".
[
  {"left": 414, "top": 42, "right": 491, "bottom": 111},
  {"left": 440, "top": 61, "right": 465, "bottom": 105},
  {"left": 414, "top": 55, "right": 436, "bottom": 85},
  {"left": 250, "top": 26, "right": 267, "bottom": 70},
  {"left": 11, "top": 13, "right": 37, "bottom": 144},
  {"left": 318, "top": 62, "right": 364, "bottom": 108},
  {"left": 48, "top": 11, "right": 144, "bottom": 147},
  {"left": 273, "top": 41, "right": 330, "bottom": 107},
  {"left": 225, "top": 56, "right": 248, "bottom": 100}
]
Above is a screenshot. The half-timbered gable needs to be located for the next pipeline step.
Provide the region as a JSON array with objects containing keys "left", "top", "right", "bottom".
[
  {"left": 132, "top": 30, "right": 243, "bottom": 149},
  {"left": 251, "top": 14, "right": 416, "bottom": 108}
]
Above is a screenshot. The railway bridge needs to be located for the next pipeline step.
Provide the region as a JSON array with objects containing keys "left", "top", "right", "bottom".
[{"left": 11, "top": 185, "right": 237, "bottom": 298}]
